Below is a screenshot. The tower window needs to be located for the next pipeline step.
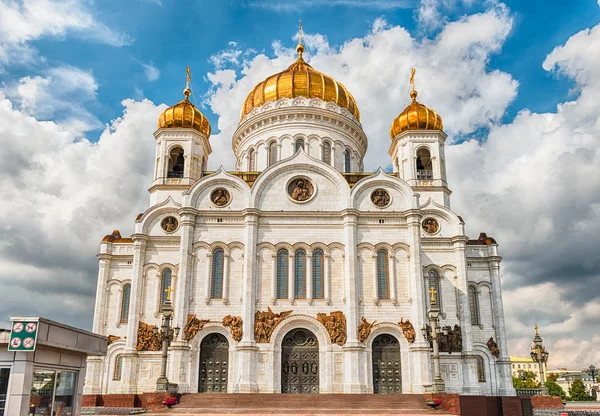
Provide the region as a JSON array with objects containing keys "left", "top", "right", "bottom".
[
  {"left": 167, "top": 147, "right": 185, "bottom": 178},
  {"left": 268, "top": 141, "right": 277, "bottom": 166},
  {"left": 322, "top": 142, "right": 331, "bottom": 164},
  {"left": 276, "top": 249, "right": 289, "bottom": 299},
  {"left": 416, "top": 148, "right": 433, "bottom": 180},
  {"left": 120, "top": 284, "right": 131, "bottom": 323},
  {"left": 344, "top": 149, "right": 351, "bottom": 173},
  {"left": 312, "top": 249, "right": 324, "bottom": 299},
  {"left": 376, "top": 249, "right": 390, "bottom": 300},
  {"left": 295, "top": 139, "right": 305, "bottom": 152},
  {"left": 211, "top": 248, "right": 224, "bottom": 299},
  {"left": 160, "top": 268, "right": 172, "bottom": 312},
  {"left": 469, "top": 285, "right": 480, "bottom": 325},
  {"left": 249, "top": 148, "right": 256, "bottom": 171}
]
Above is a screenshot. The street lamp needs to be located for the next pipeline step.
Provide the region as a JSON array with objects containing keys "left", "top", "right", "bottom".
[
  {"left": 530, "top": 325, "right": 549, "bottom": 395},
  {"left": 155, "top": 287, "right": 180, "bottom": 392},
  {"left": 422, "top": 287, "right": 445, "bottom": 393}
]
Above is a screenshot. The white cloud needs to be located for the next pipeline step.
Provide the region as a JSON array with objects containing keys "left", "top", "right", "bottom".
[
  {"left": 142, "top": 62, "right": 160, "bottom": 82},
  {"left": 0, "top": 0, "right": 132, "bottom": 68},
  {"left": 417, "top": 0, "right": 477, "bottom": 30}
]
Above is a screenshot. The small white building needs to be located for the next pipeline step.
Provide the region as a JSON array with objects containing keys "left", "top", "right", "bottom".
[
  {"left": 84, "top": 42, "right": 515, "bottom": 397},
  {"left": 510, "top": 356, "right": 547, "bottom": 382}
]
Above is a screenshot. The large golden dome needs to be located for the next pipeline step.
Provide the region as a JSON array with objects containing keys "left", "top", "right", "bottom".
[
  {"left": 158, "top": 88, "right": 211, "bottom": 136},
  {"left": 241, "top": 44, "right": 360, "bottom": 120}
]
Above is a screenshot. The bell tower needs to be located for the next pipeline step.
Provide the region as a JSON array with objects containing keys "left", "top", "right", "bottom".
[
  {"left": 150, "top": 67, "right": 212, "bottom": 205},
  {"left": 389, "top": 69, "right": 450, "bottom": 207}
]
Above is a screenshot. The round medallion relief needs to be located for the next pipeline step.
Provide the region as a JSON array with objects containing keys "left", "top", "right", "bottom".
[
  {"left": 370, "top": 188, "right": 391, "bottom": 208},
  {"left": 287, "top": 177, "right": 315, "bottom": 203},
  {"left": 161, "top": 216, "right": 179, "bottom": 233},
  {"left": 422, "top": 218, "right": 440, "bottom": 234},
  {"left": 210, "top": 188, "right": 231, "bottom": 207}
]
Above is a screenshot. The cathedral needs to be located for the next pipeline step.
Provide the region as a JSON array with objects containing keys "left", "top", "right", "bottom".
[{"left": 84, "top": 39, "right": 515, "bottom": 397}]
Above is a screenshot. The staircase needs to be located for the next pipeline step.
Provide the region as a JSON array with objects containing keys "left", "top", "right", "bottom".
[{"left": 147, "top": 393, "right": 453, "bottom": 415}]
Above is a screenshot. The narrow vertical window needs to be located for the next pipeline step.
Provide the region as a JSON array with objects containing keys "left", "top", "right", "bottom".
[
  {"left": 276, "top": 249, "right": 289, "bottom": 299},
  {"left": 469, "top": 286, "right": 480, "bottom": 325},
  {"left": 426, "top": 269, "right": 441, "bottom": 307},
  {"left": 376, "top": 249, "right": 390, "bottom": 299},
  {"left": 113, "top": 355, "right": 123, "bottom": 381},
  {"left": 120, "top": 284, "right": 131, "bottom": 323},
  {"left": 322, "top": 142, "right": 331, "bottom": 164},
  {"left": 312, "top": 249, "right": 324, "bottom": 299},
  {"left": 295, "top": 139, "right": 305, "bottom": 152},
  {"left": 294, "top": 249, "right": 306, "bottom": 299},
  {"left": 344, "top": 149, "right": 351, "bottom": 172},
  {"left": 269, "top": 142, "right": 277, "bottom": 166},
  {"left": 160, "top": 268, "right": 172, "bottom": 312},
  {"left": 249, "top": 149, "right": 256, "bottom": 171},
  {"left": 211, "top": 248, "right": 224, "bottom": 299},
  {"left": 416, "top": 148, "right": 433, "bottom": 180},
  {"left": 476, "top": 356, "right": 486, "bottom": 382}
]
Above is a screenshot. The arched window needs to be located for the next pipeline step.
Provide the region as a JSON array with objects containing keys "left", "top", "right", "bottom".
[
  {"left": 120, "top": 284, "right": 131, "bottom": 323},
  {"left": 294, "top": 249, "right": 306, "bottom": 299},
  {"left": 276, "top": 249, "right": 289, "bottom": 299},
  {"left": 469, "top": 286, "right": 480, "bottom": 325},
  {"left": 211, "top": 248, "right": 225, "bottom": 299},
  {"left": 312, "top": 249, "right": 324, "bottom": 299},
  {"left": 426, "top": 269, "right": 441, "bottom": 307},
  {"left": 160, "top": 268, "right": 172, "bottom": 312},
  {"left": 268, "top": 141, "right": 277, "bottom": 166},
  {"left": 113, "top": 355, "right": 123, "bottom": 381},
  {"left": 322, "top": 142, "right": 331, "bottom": 164},
  {"left": 376, "top": 249, "right": 390, "bottom": 299},
  {"left": 167, "top": 147, "right": 185, "bottom": 178},
  {"left": 249, "top": 148, "right": 256, "bottom": 171},
  {"left": 344, "top": 149, "right": 351, "bottom": 172},
  {"left": 476, "top": 356, "right": 486, "bottom": 382},
  {"left": 295, "top": 139, "right": 305, "bottom": 152},
  {"left": 416, "top": 148, "right": 433, "bottom": 180}
]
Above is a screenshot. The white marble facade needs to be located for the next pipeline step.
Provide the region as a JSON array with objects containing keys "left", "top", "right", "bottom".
[{"left": 84, "top": 60, "right": 515, "bottom": 397}]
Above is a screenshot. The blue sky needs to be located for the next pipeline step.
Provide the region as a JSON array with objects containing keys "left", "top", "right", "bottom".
[{"left": 1, "top": 0, "right": 600, "bottom": 369}]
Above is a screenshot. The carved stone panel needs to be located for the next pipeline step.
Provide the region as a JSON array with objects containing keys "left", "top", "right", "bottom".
[
  {"left": 425, "top": 324, "right": 462, "bottom": 353},
  {"left": 288, "top": 177, "right": 314, "bottom": 202},
  {"left": 370, "top": 189, "right": 390, "bottom": 208},
  {"left": 398, "top": 318, "right": 416, "bottom": 344},
  {"left": 487, "top": 337, "right": 500, "bottom": 358},
  {"left": 161, "top": 216, "right": 179, "bottom": 233},
  {"left": 357, "top": 317, "right": 376, "bottom": 343},
  {"left": 254, "top": 307, "right": 293, "bottom": 343},
  {"left": 222, "top": 315, "right": 243, "bottom": 342},
  {"left": 422, "top": 218, "right": 439, "bottom": 234},
  {"left": 136, "top": 322, "right": 162, "bottom": 351},
  {"left": 211, "top": 188, "right": 231, "bottom": 207},
  {"left": 317, "top": 311, "right": 347, "bottom": 346},
  {"left": 184, "top": 314, "right": 210, "bottom": 342},
  {"left": 107, "top": 335, "right": 121, "bottom": 345}
]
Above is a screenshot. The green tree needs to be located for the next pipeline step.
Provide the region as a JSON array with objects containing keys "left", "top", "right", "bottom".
[
  {"left": 545, "top": 380, "right": 567, "bottom": 400},
  {"left": 568, "top": 379, "right": 594, "bottom": 401},
  {"left": 512, "top": 371, "right": 541, "bottom": 389},
  {"left": 547, "top": 372, "right": 559, "bottom": 382}
]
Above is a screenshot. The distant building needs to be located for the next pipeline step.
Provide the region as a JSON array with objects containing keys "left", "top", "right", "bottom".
[
  {"left": 510, "top": 356, "right": 547, "bottom": 382},
  {"left": 554, "top": 372, "right": 599, "bottom": 400}
]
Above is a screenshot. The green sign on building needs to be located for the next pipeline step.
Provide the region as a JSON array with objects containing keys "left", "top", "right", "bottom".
[{"left": 8, "top": 319, "right": 39, "bottom": 351}]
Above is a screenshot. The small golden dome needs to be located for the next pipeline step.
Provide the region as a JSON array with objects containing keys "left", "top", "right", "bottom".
[
  {"left": 158, "top": 86, "right": 211, "bottom": 136},
  {"left": 390, "top": 70, "right": 443, "bottom": 138},
  {"left": 241, "top": 44, "right": 360, "bottom": 121}
]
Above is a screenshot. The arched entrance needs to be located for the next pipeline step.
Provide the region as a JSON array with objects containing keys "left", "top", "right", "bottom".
[
  {"left": 198, "top": 333, "right": 229, "bottom": 393},
  {"left": 281, "top": 328, "right": 319, "bottom": 394},
  {"left": 372, "top": 334, "right": 401, "bottom": 394}
]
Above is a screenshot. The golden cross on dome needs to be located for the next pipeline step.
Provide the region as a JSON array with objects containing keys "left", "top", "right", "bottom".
[
  {"left": 296, "top": 20, "right": 305, "bottom": 59},
  {"left": 535, "top": 324, "right": 539, "bottom": 335},
  {"left": 165, "top": 286, "right": 175, "bottom": 302},
  {"left": 299, "top": 20, "right": 304, "bottom": 46},
  {"left": 409, "top": 67, "right": 418, "bottom": 101},
  {"left": 428, "top": 287, "right": 437, "bottom": 303},
  {"left": 184, "top": 66, "right": 192, "bottom": 99}
]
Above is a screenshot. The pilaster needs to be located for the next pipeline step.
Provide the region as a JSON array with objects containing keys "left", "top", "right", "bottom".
[{"left": 92, "top": 249, "right": 112, "bottom": 333}]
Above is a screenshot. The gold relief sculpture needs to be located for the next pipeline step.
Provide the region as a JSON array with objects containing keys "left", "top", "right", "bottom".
[
  {"left": 107, "top": 335, "right": 121, "bottom": 345},
  {"left": 398, "top": 318, "right": 416, "bottom": 344},
  {"left": 288, "top": 178, "right": 314, "bottom": 202},
  {"left": 487, "top": 337, "right": 500, "bottom": 358},
  {"left": 422, "top": 218, "right": 439, "bottom": 234},
  {"left": 183, "top": 314, "right": 210, "bottom": 342},
  {"left": 222, "top": 315, "right": 243, "bottom": 342},
  {"left": 136, "top": 322, "right": 162, "bottom": 351},
  {"left": 358, "top": 317, "right": 376, "bottom": 343},
  {"left": 317, "top": 311, "right": 347, "bottom": 346},
  {"left": 371, "top": 189, "right": 390, "bottom": 208},
  {"left": 211, "top": 188, "right": 230, "bottom": 207},
  {"left": 254, "top": 307, "right": 293, "bottom": 343},
  {"left": 161, "top": 216, "right": 178, "bottom": 233}
]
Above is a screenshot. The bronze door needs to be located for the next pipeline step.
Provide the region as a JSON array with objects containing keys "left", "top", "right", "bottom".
[
  {"left": 281, "top": 329, "right": 319, "bottom": 394},
  {"left": 199, "top": 333, "right": 229, "bottom": 393},
  {"left": 372, "top": 334, "right": 402, "bottom": 394}
]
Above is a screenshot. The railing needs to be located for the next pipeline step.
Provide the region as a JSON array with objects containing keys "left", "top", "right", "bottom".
[
  {"left": 516, "top": 388, "right": 542, "bottom": 396},
  {"left": 167, "top": 171, "right": 183, "bottom": 178},
  {"left": 417, "top": 170, "right": 433, "bottom": 180}
]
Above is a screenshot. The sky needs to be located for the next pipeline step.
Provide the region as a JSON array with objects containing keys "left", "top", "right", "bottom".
[{"left": 0, "top": 0, "right": 599, "bottom": 370}]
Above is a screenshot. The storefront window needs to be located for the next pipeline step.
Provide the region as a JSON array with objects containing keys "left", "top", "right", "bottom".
[
  {"left": 29, "top": 370, "right": 76, "bottom": 416},
  {"left": 0, "top": 368, "right": 10, "bottom": 416}
]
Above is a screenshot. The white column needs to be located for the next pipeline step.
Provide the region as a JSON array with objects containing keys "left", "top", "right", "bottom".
[
  {"left": 307, "top": 253, "right": 313, "bottom": 304},
  {"left": 93, "top": 249, "right": 112, "bottom": 333},
  {"left": 204, "top": 252, "right": 212, "bottom": 304},
  {"left": 222, "top": 251, "right": 230, "bottom": 304},
  {"left": 325, "top": 254, "right": 332, "bottom": 305},
  {"left": 389, "top": 252, "right": 397, "bottom": 305},
  {"left": 288, "top": 253, "right": 295, "bottom": 303},
  {"left": 174, "top": 210, "right": 196, "bottom": 331},
  {"left": 331, "top": 146, "right": 336, "bottom": 169},
  {"left": 372, "top": 253, "right": 379, "bottom": 305},
  {"left": 271, "top": 253, "right": 277, "bottom": 304}
]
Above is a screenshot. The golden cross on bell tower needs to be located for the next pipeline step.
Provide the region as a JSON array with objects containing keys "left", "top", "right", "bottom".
[
  {"left": 296, "top": 20, "right": 305, "bottom": 59},
  {"left": 299, "top": 20, "right": 304, "bottom": 47},
  {"left": 165, "top": 286, "right": 175, "bottom": 302},
  {"left": 534, "top": 324, "right": 539, "bottom": 335},
  {"left": 428, "top": 287, "right": 437, "bottom": 303},
  {"left": 183, "top": 66, "right": 192, "bottom": 99},
  {"left": 409, "top": 67, "right": 418, "bottom": 101}
]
